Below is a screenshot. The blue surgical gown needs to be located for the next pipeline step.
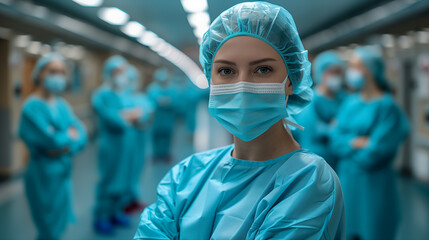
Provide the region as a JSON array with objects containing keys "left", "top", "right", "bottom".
[
  {"left": 134, "top": 145, "right": 345, "bottom": 239},
  {"left": 331, "top": 93, "right": 410, "bottom": 240},
  {"left": 293, "top": 92, "right": 343, "bottom": 169},
  {"left": 147, "top": 83, "right": 178, "bottom": 157},
  {"left": 18, "top": 95, "right": 87, "bottom": 239},
  {"left": 174, "top": 81, "right": 204, "bottom": 133},
  {"left": 92, "top": 86, "right": 135, "bottom": 219},
  {"left": 124, "top": 93, "right": 155, "bottom": 204}
]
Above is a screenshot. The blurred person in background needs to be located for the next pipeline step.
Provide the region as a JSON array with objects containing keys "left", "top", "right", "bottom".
[
  {"left": 293, "top": 51, "right": 345, "bottom": 169},
  {"left": 134, "top": 2, "right": 345, "bottom": 239},
  {"left": 147, "top": 68, "right": 178, "bottom": 163},
  {"left": 92, "top": 55, "right": 142, "bottom": 234},
  {"left": 122, "top": 64, "right": 154, "bottom": 214},
  {"left": 173, "top": 75, "right": 204, "bottom": 143},
  {"left": 331, "top": 47, "right": 410, "bottom": 240},
  {"left": 18, "top": 53, "right": 87, "bottom": 240}
]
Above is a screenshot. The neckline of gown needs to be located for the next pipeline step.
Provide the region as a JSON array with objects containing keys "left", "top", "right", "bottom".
[{"left": 225, "top": 145, "right": 305, "bottom": 167}]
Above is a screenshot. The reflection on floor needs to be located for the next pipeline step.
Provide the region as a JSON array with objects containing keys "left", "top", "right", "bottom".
[{"left": 0, "top": 102, "right": 428, "bottom": 239}]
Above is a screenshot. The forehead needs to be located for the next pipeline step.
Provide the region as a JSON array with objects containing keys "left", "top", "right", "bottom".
[
  {"left": 213, "top": 36, "right": 283, "bottom": 62},
  {"left": 45, "top": 60, "right": 65, "bottom": 70}
]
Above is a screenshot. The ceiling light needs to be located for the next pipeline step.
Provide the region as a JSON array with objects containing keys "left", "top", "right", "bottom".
[
  {"left": 73, "top": 0, "right": 103, "bottom": 7},
  {"left": 381, "top": 34, "right": 395, "bottom": 48},
  {"left": 193, "top": 26, "right": 208, "bottom": 39},
  {"left": 15, "top": 35, "right": 31, "bottom": 48},
  {"left": 181, "top": 0, "right": 208, "bottom": 13},
  {"left": 416, "top": 31, "right": 429, "bottom": 44},
  {"left": 138, "top": 31, "right": 159, "bottom": 46},
  {"left": 121, "top": 21, "right": 145, "bottom": 37},
  {"left": 398, "top": 35, "right": 413, "bottom": 49},
  {"left": 27, "top": 41, "right": 41, "bottom": 55},
  {"left": 98, "top": 7, "right": 129, "bottom": 25},
  {"left": 187, "top": 12, "right": 210, "bottom": 28}
]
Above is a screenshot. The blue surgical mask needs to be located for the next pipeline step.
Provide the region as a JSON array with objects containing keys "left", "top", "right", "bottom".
[
  {"left": 346, "top": 69, "right": 365, "bottom": 91},
  {"left": 43, "top": 74, "right": 66, "bottom": 94},
  {"left": 209, "top": 77, "right": 295, "bottom": 142},
  {"left": 113, "top": 73, "right": 128, "bottom": 90},
  {"left": 325, "top": 75, "right": 342, "bottom": 93}
]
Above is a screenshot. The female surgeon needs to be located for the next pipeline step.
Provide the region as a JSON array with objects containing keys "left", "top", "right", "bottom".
[
  {"left": 293, "top": 51, "right": 345, "bottom": 169},
  {"left": 18, "top": 53, "right": 87, "bottom": 240},
  {"left": 331, "top": 47, "right": 410, "bottom": 240},
  {"left": 134, "top": 2, "right": 345, "bottom": 240}
]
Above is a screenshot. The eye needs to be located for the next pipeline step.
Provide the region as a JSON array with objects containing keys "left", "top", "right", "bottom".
[
  {"left": 218, "top": 68, "right": 234, "bottom": 76},
  {"left": 255, "top": 66, "right": 273, "bottom": 74}
]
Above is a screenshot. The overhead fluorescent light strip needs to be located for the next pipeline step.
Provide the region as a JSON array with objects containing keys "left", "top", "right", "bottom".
[
  {"left": 181, "top": 0, "right": 208, "bottom": 13},
  {"left": 73, "top": 0, "right": 103, "bottom": 7},
  {"left": 121, "top": 21, "right": 145, "bottom": 38},
  {"left": 180, "top": 0, "right": 211, "bottom": 44},
  {"left": 98, "top": 7, "right": 129, "bottom": 25}
]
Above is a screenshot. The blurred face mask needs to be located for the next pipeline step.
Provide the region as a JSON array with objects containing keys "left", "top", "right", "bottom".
[
  {"left": 113, "top": 73, "right": 128, "bottom": 90},
  {"left": 325, "top": 75, "right": 342, "bottom": 93},
  {"left": 208, "top": 76, "right": 290, "bottom": 142},
  {"left": 346, "top": 69, "right": 365, "bottom": 91},
  {"left": 43, "top": 74, "right": 66, "bottom": 94}
]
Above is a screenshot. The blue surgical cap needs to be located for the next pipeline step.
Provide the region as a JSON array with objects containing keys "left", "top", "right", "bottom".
[
  {"left": 313, "top": 51, "right": 343, "bottom": 85},
  {"left": 32, "top": 53, "right": 64, "bottom": 84},
  {"left": 153, "top": 68, "right": 169, "bottom": 83},
  {"left": 355, "top": 47, "right": 391, "bottom": 92},
  {"left": 103, "top": 55, "right": 128, "bottom": 82},
  {"left": 199, "top": 1, "right": 313, "bottom": 114}
]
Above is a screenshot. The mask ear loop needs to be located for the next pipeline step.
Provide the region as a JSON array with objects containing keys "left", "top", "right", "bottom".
[
  {"left": 282, "top": 118, "right": 305, "bottom": 131},
  {"left": 282, "top": 79, "right": 305, "bottom": 131}
]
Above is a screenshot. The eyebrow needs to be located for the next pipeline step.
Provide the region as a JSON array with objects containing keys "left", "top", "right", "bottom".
[{"left": 213, "top": 58, "right": 277, "bottom": 66}]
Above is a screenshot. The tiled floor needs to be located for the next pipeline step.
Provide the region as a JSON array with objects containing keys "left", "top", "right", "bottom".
[{"left": 0, "top": 102, "right": 428, "bottom": 240}]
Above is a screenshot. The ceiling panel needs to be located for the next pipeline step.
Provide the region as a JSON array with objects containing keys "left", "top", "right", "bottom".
[{"left": 32, "top": 0, "right": 395, "bottom": 51}]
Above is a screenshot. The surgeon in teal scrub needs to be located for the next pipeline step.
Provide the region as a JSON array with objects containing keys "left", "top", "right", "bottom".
[
  {"left": 122, "top": 64, "right": 154, "bottom": 214},
  {"left": 331, "top": 47, "right": 410, "bottom": 240},
  {"left": 173, "top": 75, "right": 204, "bottom": 143},
  {"left": 147, "top": 68, "right": 178, "bottom": 163},
  {"left": 18, "top": 53, "right": 87, "bottom": 240},
  {"left": 134, "top": 2, "right": 345, "bottom": 239},
  {"left": 293, "top": 51, "right": 345, "bottom": 169},
  {"left": 92, "top": 55, "right": 142, "bottom": 233}
]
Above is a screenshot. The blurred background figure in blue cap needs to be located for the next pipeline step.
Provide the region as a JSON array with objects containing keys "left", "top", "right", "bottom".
[
  {"left": 92, "top": 55, "right": 142, "bottom": 234},
  {"left": 122, "top": 64, "right": 154, "bottom": 214},
  {"left": 331, "top": 46, "right": 410, "bottom": 240},
  {"left": 18, "top": 53, "right": 88, "bottom": 240},
  {"left": 293, "top": 50, "right": 345, "bottom": 169},
  {"left": 135, "top": 2, "right": 345, "bottom": 239},
  {"left": 146, "top": 68, "right": 178, "bottom": 163}
]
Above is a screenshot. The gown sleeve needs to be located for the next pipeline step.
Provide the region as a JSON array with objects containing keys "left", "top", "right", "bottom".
[
  {"left": 91, "top": 90, "right": 129, "bottom": 130},
  {"left": 351, "top": 103, "right": 410, "bottom": 171},
  {"left": 254, "top": 158, "right": 344, "bottom": 240},
  {"left": 19, "top": 100, "right": 73, "bottom": 151},
  {"left": 136, "top": 94, "right": 155, "bottom": 128},
  {"left": 134, "top": 163, "right": 183, "bottom": 240},
  {"left": 61, "top": 99, "right": 88, "bottom": 154}
]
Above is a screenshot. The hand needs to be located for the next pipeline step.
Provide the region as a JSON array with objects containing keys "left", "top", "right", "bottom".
[
  {"left": 67, "top": 127, "right": 79, "bottom": 140},
  {"left": 122, "top": 108, "right": 143, "bottom": 124},
  {"left": 352, "top": 136, "right": 369, "bottom": 149}
]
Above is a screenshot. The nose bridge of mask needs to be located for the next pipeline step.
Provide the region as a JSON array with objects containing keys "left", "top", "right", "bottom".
[{"left": 210, "top": 76, "right": 288, "bottom": 95}]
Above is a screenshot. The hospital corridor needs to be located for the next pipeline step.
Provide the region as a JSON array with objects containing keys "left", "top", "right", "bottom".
[{"left": 1, "top": 1, "right": 429, "bottom": 240}]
